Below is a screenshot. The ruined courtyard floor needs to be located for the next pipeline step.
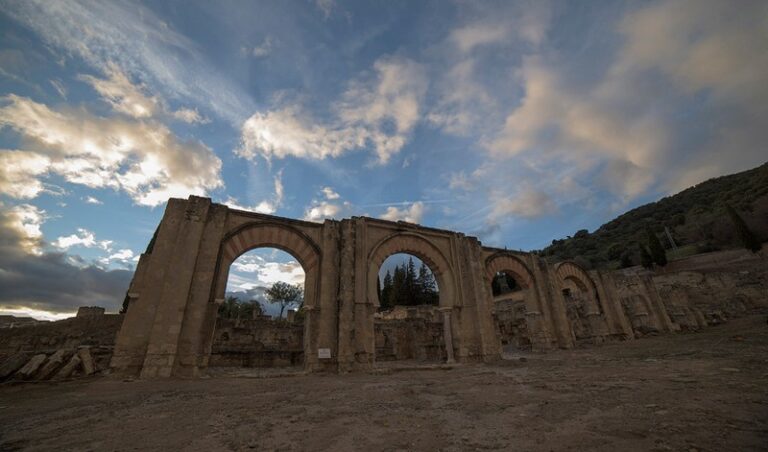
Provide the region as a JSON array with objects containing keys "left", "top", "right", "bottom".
[{"left": 2, "top": 316, "right": 767, "bottom": 452}]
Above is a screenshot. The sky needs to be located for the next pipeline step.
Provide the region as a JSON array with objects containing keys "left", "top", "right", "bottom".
[{"left": 1, "top": 0, "right": 766, "bottom": 320}]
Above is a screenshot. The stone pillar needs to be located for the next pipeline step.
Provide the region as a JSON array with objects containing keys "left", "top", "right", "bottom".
[{"left": 439, "top": 307, "right": 456, "bottom": 364}]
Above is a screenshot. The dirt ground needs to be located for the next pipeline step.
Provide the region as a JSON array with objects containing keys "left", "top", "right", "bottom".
[{"left": 1, "top": 316, "right": 767, "bottom": 452}]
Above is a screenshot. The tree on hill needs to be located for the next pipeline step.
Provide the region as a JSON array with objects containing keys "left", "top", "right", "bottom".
[
  {"left": 379, "top": 258, "right": 439, "bottom": 308},
  {"left": 646, "top": 227, "right": 667, "bottom": 267},
  {"left": 726, "top": 204, "right": 761, "bottom": 252},
  {"left": 265, "top": 282, "right": 303, "bottom": 318},
  {"left": 639, "top": 244, "right": 654, "bottom": 269},
  {"left": 218, "top": 296, "right": 263, "bottom": 319}
]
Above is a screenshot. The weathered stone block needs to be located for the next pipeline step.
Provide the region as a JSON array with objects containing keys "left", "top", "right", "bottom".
[
  {"left": 77, "top": 347, "right": 95, "bottom": 375},
  {"left": 54, "top": 354, "right": 82, "bottom": 379},
  {"left": 36, "top": 349, "right": 71, "bottom": 380},
  {"left": 16, "top": 353, "right": 47, "bottom": 379},
  {"left": 0, "top": 352, "right": 30, "bottom": 379}
]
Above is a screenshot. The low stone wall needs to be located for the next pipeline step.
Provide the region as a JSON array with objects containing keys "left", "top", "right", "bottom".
[
  {"left": 493, "top": 299, "right": 531, "bottom": 350},
  {"left": 374, "top": 318, "right": 446, "bottom": 362},
  {"left": 0, "top": 314, "right": 123, "bottom": 381},
  {"left": 209, "top": 318, "right": 304, "bottom": 368},
  {"left": 610, "top": 248, "right": 768, "bottom": 337}
]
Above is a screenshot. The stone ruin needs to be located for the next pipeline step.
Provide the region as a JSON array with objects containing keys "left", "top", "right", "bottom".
[
  {"left": 106, "top": 196, "right": 768, "bottom": 378},
  {"left": 1, "top": 195, "right": 765, "bottom": 381}
]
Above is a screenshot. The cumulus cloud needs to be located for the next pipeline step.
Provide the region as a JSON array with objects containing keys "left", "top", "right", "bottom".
[
  {"left": 321, "top": 187, "right": 340, "bottom": 200},
  {"left": 0, "top": 95, "right": 223, "bottom": 206},
  {"left": 238, "top": 56, "right": 427, "bottom": 164},
  {"left": 0, "top": 203, "right": 131, "bottom": 315},
  {"left": 0, "top": 150, "right": 50, "bottom": 199},
  {"left": 380, "top": 201, "right": 424, "bottom": 224},
  {"left": 83, "top": 196, "right": 103, "bottom": 205},
  {"left": 80, "top": 63, "right": 159, "bottom": 118},
  {"left": 303, "top": 200, "right": 345, "bottom": 222},
  {"left": 1, "top": 203, "right": 46, "bottom": 255},
  {"left": 488, "top": 0, "right": 768, "bottom": 199},
  {"left": 52, "top": 228, "right": 112, "bottom": 251}
]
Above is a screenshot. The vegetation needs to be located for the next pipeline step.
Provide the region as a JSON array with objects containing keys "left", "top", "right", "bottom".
[
  {"left": 378, "top": 257, "right": 439, "bottom": 310},
  {"left": 491, "top": 272, "right": 519, "bottom": 296},
  {"left": 265, "top": 282, "right": 304, "bottom": 318},
  {"left": 218, "top": 296, "right": 263, "bottom": 319},
  {"left": 726, "top": 204, "right": 761, "bottom": 252},
  {"left": 646, "top": 227, "right": 667, "bottom": 267},
  {"left": 540, "top": 162, "right": 768, "bottom": 268}
]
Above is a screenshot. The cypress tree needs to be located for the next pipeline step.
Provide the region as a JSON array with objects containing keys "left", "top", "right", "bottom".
[
  {"left": 639, "top": 244, "right": 654, "bottom": 269},
  {"left": 646, "top": 227, "right": 667, "bottom": 267},
  {"left": 381, "top": 270, "right": 393, "bottom": 310},
  {"left": 726, "top": 204, "right": 761, "bottom": 252}
]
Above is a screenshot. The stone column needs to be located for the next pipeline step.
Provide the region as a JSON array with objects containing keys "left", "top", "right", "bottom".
[{"left": 439, "top": 307, "right": 456, "bottom": 363}]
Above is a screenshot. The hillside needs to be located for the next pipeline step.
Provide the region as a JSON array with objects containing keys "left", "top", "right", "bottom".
[{"left": 540, "top": 162, "right": 768, "bottom": 268}]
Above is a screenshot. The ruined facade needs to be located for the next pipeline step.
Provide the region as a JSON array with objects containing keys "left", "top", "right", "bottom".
[{"left": 110, "top": 196, "right": 767, "bottom": 378}]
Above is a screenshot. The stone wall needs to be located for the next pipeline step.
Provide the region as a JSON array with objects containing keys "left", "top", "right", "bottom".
[
  {"left": 374, "top": 317, "right": 446, "bottom": 362},
  {"left": 0, "top": 313, "right": 123, "bottom": 381},
  {"left": 209, "top": 318, "right": 304, "bottom": 368}
]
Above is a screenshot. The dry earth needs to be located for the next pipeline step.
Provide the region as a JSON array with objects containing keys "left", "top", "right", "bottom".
[{"left": 1, "top": 316, "right": 767, "bottom": 452}]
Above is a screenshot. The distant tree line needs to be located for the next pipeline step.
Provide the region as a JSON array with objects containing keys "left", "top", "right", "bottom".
[{"left": 378, "top": 257, "right": 439, "bottom": 309}]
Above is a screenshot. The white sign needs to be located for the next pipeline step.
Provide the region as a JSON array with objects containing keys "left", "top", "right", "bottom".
[{"left": 318, "top": 348, "right": 331, "bottom": 359}]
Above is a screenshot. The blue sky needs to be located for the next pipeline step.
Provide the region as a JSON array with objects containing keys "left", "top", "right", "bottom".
[{"left": 1, "top": 0, "right": 766, "bottom": 319}]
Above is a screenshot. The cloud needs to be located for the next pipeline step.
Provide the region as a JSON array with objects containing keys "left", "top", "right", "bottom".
[
  {"left": 1, "top": 203, "right": 46, "bottom": 255},
  {"left": 321, "top": 187, "right": 340, "bottom": 200},
  {"left": 98, "top": 248, "right": 138, "bottom": 269},
  {"left": 486, "top": 0, "right": 768, "bottom": 201},
  {"left": 251, "top": 37, "right": 274, "bottom": 58},
  {"left": 80, "top": 63, "right": 159, "bottom": 118},
  {"left": 238, "top": 56, "right": 427, "bottom": 164},
  {"left": 489, "top": 188, "right": 557, "bottom": 221},
  {"left": 380, "top": 201, "right": 424, "bottom": 224},
  {"left": 0, "top": 95, "right": 223, "bottom": 206},
  {"left": 83, "top": 196, "right": 103, "bottom": 205},
  {"left": 172, "top": 107, "right": 209, "bottom": 124},
  {"left": 0, "top": 150, "right": 50, "bottom": 199},
  {"left": 303, "top": 201, "right": 345, "bottom": 222},
  {"left": 315, "top": 0, "right": 336, "bottom": 20},
  {"left": 52, "top": 228, "right": 112, "bottom": 251},
  {"left": 2, "top": 0, "right": 253, "bottom": 123},
  {"left": 223, "top": 171, "right": 284, "bottom": 215},
  {"left": 0, "top": 203, "right": 131, "bottom": 315},
  {"left": 427, "top": 58, "right": 495, "bottom": 136},
  {"left": 450, "top": 24, "right": 508, "bottom": 53}
]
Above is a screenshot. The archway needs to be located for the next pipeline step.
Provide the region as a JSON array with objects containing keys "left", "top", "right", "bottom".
[
  {"left": 367, "top": 233, "right": 458, "bottom": 364},
  {"left": 555, "top": 262, "right": 602, "bottom": 343},
  {"left": 374, "top": 253, "right": 443, "bottom": 362},
  {"left": 208, "top": 223, "right": 321, "bottom": 371},
  {"left": 209, "top": 247, "right": 306, "bottom": 370},
  {"left": 485, "top": 253, "right": 536, "bottom": 351}
]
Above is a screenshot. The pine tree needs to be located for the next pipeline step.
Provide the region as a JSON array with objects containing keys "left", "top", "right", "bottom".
[
  {"left": 391, "top": 264, "right": 405, "bottom": 307},
  {"left": 726, "top": 204, "right": 761, "bottom": 252},
  {"left": 639, "top": 244, "right": 653, "bottom": 269},
  {"left": 405, "top": 257, "right": 417, "bottom": 305},
  {"left": 646, "top": 227, "right": 667, "bottom": 267},
  {"left": 380, "top": 270, "right": 393, "bottom": 310}
]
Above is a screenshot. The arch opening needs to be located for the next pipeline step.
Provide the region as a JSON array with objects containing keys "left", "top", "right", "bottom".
[
  {"left": 490, "top": 270, "right": 531, "bottom": 351},
  {"left": 374, "top": 253, "right": 446, "bottom": 364},
  {"left": 210, "top": 247, "right": 306, "bottom": 370}
]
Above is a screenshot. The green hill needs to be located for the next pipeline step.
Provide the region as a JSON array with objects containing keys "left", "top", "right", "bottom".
[{"left": 539, "top": 162, "right": 768, "bottom": 268}]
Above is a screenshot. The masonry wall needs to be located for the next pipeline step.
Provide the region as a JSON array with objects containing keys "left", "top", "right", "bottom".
[
  {"left": 108, "top": 196, "right": 768, "bottom": 378},
  {"left": 209, "top": 318, "right": 304, "bottom": 368}
]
